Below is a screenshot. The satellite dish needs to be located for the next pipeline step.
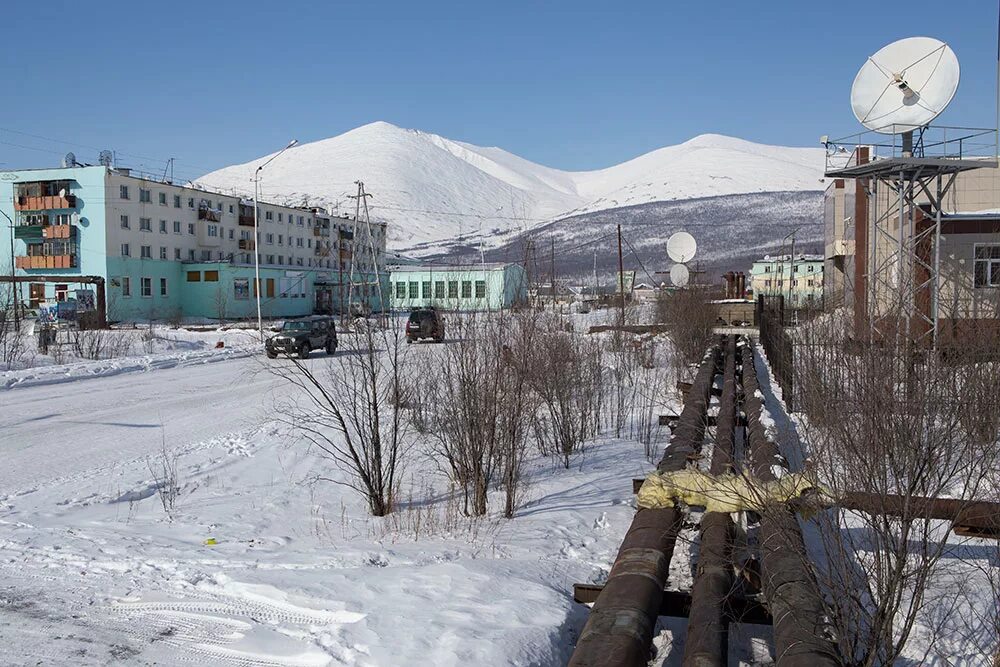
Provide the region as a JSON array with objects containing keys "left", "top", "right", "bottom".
[
  {"left": 62, "top": 152, "right": 76, "bottom": 168},
  {"left": 667, "top": 231, "right": 697, "bottom": 263},
  {"left": 669, "top": 263, "right": 690, "bottom": 287},
  {"left": 851, "top": 37, "right": 959, "bottom": 134}
]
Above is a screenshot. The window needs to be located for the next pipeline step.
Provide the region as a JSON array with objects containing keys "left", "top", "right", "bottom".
[
  {"left": 159, "top": 219, "right": 167, "bottom": 233},
  {"left": 422, "top": 281, "right": 431, "bottom": 299},
  {"left": 201, "top": 250, "right": 211, "bottom": 261},
  {"left": 188, "top": 223, "right": 195, "bottom": 235},
  {"left": 121, "top": 276, "right": 131, "bottom": 297},
  {"left": 121, "top": 243, "right": 130, "bottom": 257},
  {"left": 475, "top": 280, "right": 486, "bottom": 298},
  {"left": 764, "top": 266, "right": 771, "bottom": 273},
  {"left": 207, "top": 225, "right": 219, "bottom": 237},
  {"left": 160, "top": 277, "right": 168, "bottom": 296},
  {"left": 277, "top": 256, "right": 284, "bottom": 265},
  {"left": 265, "top": 211, "right": 273, "bottom": 221},
  {"left": 278, "top": 234, "right": 283, "bottom": 245},
  {"left": 139, "top": 188, "right": 151, "bottom": 203},
  {"left": 173, "top": 194, "right": 181, "bottom": 208},
  {"left": 204, "top": 270, "right": 219, "bottom": 282},
  {"left": 158, "top": 192, "right": 167, "bottom": 205},
  {"left": 186, "top": 271, "right": 201, "bottom": 282},
  {"left": 140, "top": 217, "right": 152, "bottom": 232},
  {"left": 266, "top": 254, "right": 274, "bottom": 264},
  {"left": 448, "top": 281, "right": 458, "bottom": 298},
  {"left": 974, "top": 244, "right": 1000, "bottom": 288},
  {"left": 174, "top": 248, "right": 181, "bottom": 260},
  {"left": 120, "top": 215, "right": 130, "bottom": 229},
  {"left": 296, "top": 237, "right": 303, "bottom": 247},
  {"left": 234, "top": 278, "right": 250, "bottom": 300},
  {"left": 228, "top": 229, "right": 234, "bottom": 240},
  {"left": 159, "top": 246, "right": 167, "bottom": 260},
  {"left": 298, "top": 216, "right": 304, "bottom": 225},
  {"left": 461, "top": 281, "right": 472, "bottom": 298},
  {"left": 278, "top": 213, "right": 283, "bottom": 222},
  {"left": 140, "top": 245, "right": 151, "bottom": 259},
  {"left": 408, "top": 281, "right": 419, "bottom": 299},
  {"left": 188, "top": 197, "right": 195, "bottom": 209},
  {"left": 266, "top": 233, "right": 274, "bottom": 244},
  {"left": 396, "top": 282, "right": 406, "bottom": 299},
  {"left": 435, "top": 281, "right": 445, "bottom": 299},
  {"left": 188, "top": 249, "right": 196, "bottom": 261},
  {"left": 140, "top": 277, "right": 152, "bottom": 298},
  {"left": 120, "top": 185, "right": 130, "bottom": 200},
  {"left": 229, "top": 204, "right": 234, "bottom": 214},
  {"left": 173, "top": 220, "right": 181, "bottom": 234}
]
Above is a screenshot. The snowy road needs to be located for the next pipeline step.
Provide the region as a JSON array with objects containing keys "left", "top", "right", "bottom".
[{"left": 1, "top": 354, "right": 279, "bottom": 493}]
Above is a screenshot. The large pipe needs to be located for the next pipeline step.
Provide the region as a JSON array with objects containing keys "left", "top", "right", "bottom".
[
  {"left": 569, "top": 343, "right": 722, "bottom": 667},
  {"left": 742, "top": 345, "right": 842, "bottom": 666},
  {"left": 683, "top": 336, "right": 739, "bottom": 666}
]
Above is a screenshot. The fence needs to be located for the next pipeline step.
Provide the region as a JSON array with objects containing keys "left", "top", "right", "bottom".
[{"left": 757, "top": 294, "right": 796, "bottom": 411}]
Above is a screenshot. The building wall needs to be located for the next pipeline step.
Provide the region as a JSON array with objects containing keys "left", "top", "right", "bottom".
[
  {"left": 388, "top": 265, "right": 527, "bottom": 311},
  {"left": 1, "top": 165, "right": 390, "bottom": 321},
  {"left": 749, "top": 256, "right": 824, "bottom": 308}
]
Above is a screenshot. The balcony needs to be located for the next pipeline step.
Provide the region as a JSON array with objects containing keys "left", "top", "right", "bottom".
[
  {"left": 15, "top": 194, "right": 77, "bottom": 211},
  {"left": 15, "top": 255, "right": 76, "bottom": 269},
  {"left": 238, "top": 214, "right": 255, "bottom": 227},
  {"left": 313, "top": 226, "right": 330, "bottom": 237},
  {"left": 238, "top": 239, "right": 256, "bottom": 250},
  {"left": 42, "top": 225, "right": 75, "bottom": 239},
  {"left": 198, "top": 208, "right": 221, "bottom": 222}
]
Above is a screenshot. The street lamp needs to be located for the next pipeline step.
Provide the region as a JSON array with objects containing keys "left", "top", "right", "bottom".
[{"left": 252, "top": 139, "right": 297, "bottom": 340}]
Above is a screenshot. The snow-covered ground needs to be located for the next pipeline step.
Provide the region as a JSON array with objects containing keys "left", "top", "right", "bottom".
[{"left": 0, "top": 333, "right": 660, "bottom": 666}]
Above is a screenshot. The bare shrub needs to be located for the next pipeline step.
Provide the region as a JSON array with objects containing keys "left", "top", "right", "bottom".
[
  {"left": 424, "top": 311, "right": 535, "bottom": 516},
  {"left": 69, "top": 328, "right": 133, "bottom": 360},
  {"left": 146, "top": 432, "right": 179, "bottom": 517},
  {"left": 0, "top": 308, "right": 26, "bottom": 370},
  {"left": 794, "top": 310, "right": 1000, "bottom": 665},
  {"left": 527, "top": 315, "right": 603, "bottom": 468},
  {"left": 271, "top": 322, "right": 409, "bottom": 516},
  {"left": 656, "top": 285, "right": 719, "bottom": 374}
]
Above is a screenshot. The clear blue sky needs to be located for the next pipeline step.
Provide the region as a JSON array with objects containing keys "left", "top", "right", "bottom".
[{"left": 2, "top": 0, "right": 998, "bottom": 180}]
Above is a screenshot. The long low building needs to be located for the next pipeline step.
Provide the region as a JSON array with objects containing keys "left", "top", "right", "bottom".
[
  {"left": 1, "top": 165, "right": 388, "bottom": 321},
  {"left": 388, "top": 263, "right": 527, "bottom": 311}
]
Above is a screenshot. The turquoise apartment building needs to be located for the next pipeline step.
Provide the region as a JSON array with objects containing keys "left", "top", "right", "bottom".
[
  {"left": 0, "top": 164, "right": 387, "bottom": 322},
  {"left": 749, "top": 254, "right": 825, "bottom": 308},
  {"left": 388, "top": 263, "right": 527, "bottom": 311}
]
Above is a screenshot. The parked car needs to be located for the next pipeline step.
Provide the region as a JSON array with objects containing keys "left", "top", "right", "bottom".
[
  {"left": 266, "top": 316, "right": 337, "bottom": 359},
  {"left": 405, "top": 307, "right": 445, "bottom": 343}
]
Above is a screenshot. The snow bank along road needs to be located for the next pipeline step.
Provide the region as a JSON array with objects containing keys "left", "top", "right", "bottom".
[{"left": 0, "top": 348, "right": 653, "bottom": 666}]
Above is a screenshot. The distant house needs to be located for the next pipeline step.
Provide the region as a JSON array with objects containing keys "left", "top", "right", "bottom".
[{"left": 387, "top": 263, "right": 527, "bottom": 311}]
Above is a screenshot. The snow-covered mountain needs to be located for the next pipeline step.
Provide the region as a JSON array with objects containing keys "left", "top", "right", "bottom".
[{"left": 192, "top": 121, "right": 826, "bottom": 256}]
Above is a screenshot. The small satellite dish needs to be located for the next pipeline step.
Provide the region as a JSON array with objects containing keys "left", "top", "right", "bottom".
[
  {"left": 62, "top": 152, "right": 76, "bottom": 168},
  {"left": 669, "top": 263, "right": 690, "bottom": 287},
  {"left": 851, "top": 37, "right": 959, "bottom": 134},
  {"left": 667, "top": 231, "right": 697, "bottom": 263}
]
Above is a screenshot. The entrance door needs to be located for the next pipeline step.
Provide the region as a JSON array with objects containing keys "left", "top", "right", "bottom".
[{"left": 29, "top": 283, "right": 45, "bottom": 308}]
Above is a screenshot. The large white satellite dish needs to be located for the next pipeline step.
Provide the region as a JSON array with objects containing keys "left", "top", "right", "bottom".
[
  {"left": 669, "top": 263, "right": 690, "bottom": 287},
  {"left": 851, "top": 36, "right": 959, "bottom": 134},
  {"left": 667, "top": 231, "right": 697, "bottom": 263}
]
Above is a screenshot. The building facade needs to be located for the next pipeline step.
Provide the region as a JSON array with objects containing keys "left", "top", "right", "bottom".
[
  {"left": 387, "top": 264, "right": 527, "bottom": 311},
  {"left": 1, "top": 165, "right": 388, "bottom": 321},
  {"left": 749, "top": 254, "right": 824, "bottom": 308}
]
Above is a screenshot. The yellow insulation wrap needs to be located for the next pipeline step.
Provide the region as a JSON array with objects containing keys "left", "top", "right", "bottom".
[{"left": 636, "top": 469, "right": 830, "bottom": 514}]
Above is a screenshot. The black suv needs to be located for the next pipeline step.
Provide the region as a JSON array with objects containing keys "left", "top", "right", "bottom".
[
  {"left": 266, "top": 316, "right": 337, "bottom": 359},
  {"left": 405, "top": 307, "right": 445, "bottom": 343}
]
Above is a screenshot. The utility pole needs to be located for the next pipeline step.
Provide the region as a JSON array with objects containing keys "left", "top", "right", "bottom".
[
  {"left": 2, "top": 208, "right": 19, "bottom": 331},
  {"left": 788, "top": 234, "right": 797, "bottom": 307},
  {"left": 550, "top": 237, "right": 556, "bottom": 311},
  {"left": 617, "top": 223, "right": 626, "bottom": 327}
]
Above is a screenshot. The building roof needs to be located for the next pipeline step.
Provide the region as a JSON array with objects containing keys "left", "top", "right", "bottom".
[{"left": 388, "top": 263, "right": 516, "bottom": 272}]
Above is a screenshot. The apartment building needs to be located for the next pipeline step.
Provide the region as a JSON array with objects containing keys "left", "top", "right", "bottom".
[
  {"left": 749, "top": 254, "right": 824, "bottom": 308},
  {"left": 1, "top": 165, "right": 388, "bottom": 321}
]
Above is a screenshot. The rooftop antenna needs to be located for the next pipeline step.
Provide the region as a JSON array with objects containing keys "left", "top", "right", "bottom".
[
  {"left": 161, "top": 157, "right": 174, "bottom": 183},
  {"left": 98, "top": 150, "right": 113, "bottom": 168}
]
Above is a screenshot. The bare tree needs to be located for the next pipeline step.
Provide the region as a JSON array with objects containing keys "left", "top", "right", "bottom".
[
  {"left": 271, "top": 321, "right": 410, "bottom": 516},
  {"left": 657, "top": 285, "right": 720, "bottom": 374},
  {"left": 793, "top": 307, "right": 1000, "bottom": 665}
]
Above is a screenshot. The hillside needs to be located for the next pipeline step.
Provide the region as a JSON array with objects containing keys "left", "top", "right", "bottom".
[{"left": 192, "top": 122, "right": 827, "bottom": 261}]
